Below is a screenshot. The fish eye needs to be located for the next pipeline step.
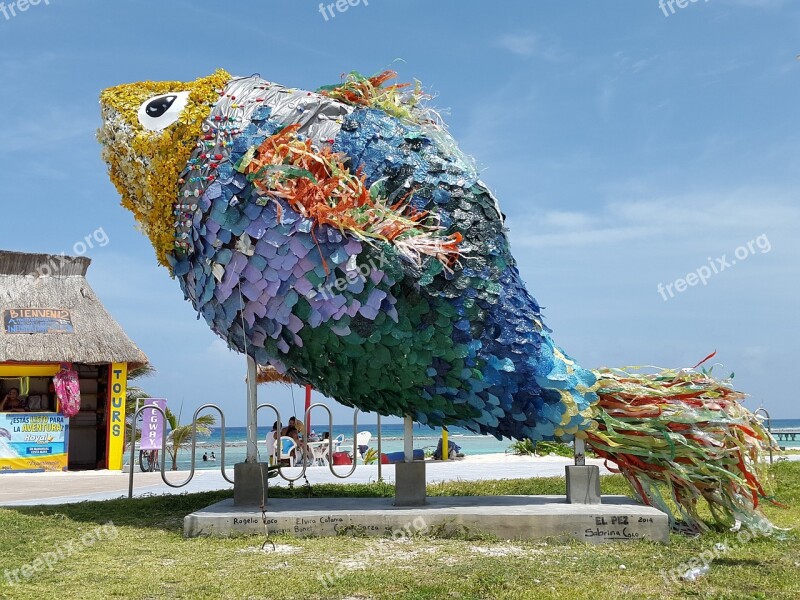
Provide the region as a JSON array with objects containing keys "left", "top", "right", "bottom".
[
  {"left": 137, "top": 91, "right": 190, "bottom": 131},
  {"left": 146, "top": 95, "right": 177, "bottom": 118}
]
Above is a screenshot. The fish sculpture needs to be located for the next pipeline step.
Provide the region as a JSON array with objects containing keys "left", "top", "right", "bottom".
[{"left": 98, "top": 70, "right": 779, "bottom": 532}]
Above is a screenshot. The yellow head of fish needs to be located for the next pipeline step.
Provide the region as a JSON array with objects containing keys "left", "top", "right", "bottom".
[{"left": 97, "top": 70, "right": 231, "bottom": 267}]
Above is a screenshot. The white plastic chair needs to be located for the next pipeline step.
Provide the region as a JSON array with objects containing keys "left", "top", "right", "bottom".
[
  {"left": 310, "top": 440, "right": 330, "bottom": 466},
  {"left": 266, "top": 431, "right": 278, "bottom": 465},
  {"left": 279, "top": 436, "right": 297, "bottom": 467},
  {"left": 333, "top": 434, "right": 345, "bottom": 452},
  {"left": 356, "top": 431, "right": 372, "bottom": 461}
]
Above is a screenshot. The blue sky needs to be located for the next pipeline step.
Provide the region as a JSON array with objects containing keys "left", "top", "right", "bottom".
[{"left": 1, "top": 0, "right": 798, "bottom": 425}]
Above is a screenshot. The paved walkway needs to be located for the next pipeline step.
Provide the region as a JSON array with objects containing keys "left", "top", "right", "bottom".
[
  {"left": 4, "top": 454, "right": 793, "bottom": 507},
  {"left": 0, "top": 456, "right": 609, "bottom": 506}
]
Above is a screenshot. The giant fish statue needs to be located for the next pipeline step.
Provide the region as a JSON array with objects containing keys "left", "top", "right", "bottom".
[{"left": 98, "top": 70, "right": 778, "bottom": 532}]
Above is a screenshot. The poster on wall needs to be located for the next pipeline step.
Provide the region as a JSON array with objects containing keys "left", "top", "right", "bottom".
[
  {"left": 139, "top": 398, "right": 167, "bottom": 451},
  {"left": 0, "top": 413, "right": 68, "bottom": 472}
]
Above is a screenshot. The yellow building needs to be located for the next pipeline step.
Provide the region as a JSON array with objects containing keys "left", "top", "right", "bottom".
[{"left": 0, "top": 251, "right": 148, "bottom": 472}]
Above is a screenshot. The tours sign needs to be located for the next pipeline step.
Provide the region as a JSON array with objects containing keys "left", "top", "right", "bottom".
[
  {"left": 3, "top": 309, "right": 74, "bottom": 334},
  {"left": 106, "top": 363, "right": 127, "bottom": 470}
]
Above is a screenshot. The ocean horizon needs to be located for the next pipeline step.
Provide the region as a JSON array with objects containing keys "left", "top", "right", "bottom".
[{"left": 145, "top": 418, "right": 800, "bottom": 471}]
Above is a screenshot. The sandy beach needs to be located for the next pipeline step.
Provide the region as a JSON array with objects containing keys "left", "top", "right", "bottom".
[{"left": 452, "top": 452, "right": 583, "bottom": 464}]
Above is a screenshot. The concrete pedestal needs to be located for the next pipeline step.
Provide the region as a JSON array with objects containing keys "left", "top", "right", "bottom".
[
  {"left": 233, "top": 462, "right": 270, "bottom": 507},
  {"left": 184, "top": 495, "right": 669, "bottom": 543},
  {"left": 394, "top": 461, "right": 426, "bottom": 506},
  {"left": 566, "top": 465, "right": 601, "bottom": 505}
]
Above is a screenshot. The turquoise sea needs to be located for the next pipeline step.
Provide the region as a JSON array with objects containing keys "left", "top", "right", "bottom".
[
  {"left": 159, "top": 422, "right": 511, "bottom": 471},
  {"left": 152, "top": 418, "right": 800, "bottom": 471}
]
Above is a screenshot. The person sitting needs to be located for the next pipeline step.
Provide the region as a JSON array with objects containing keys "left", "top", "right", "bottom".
[
  {"left": 209, "top": 451, "right": 216, "bottom": 461},
  {"left": 284, "top": 425, "right": 301, "bottom": 447},
  {"left": 267, "top": 423, "right": 279, "bottom": 463},
  {"left": 281, "top": 416, "right": 298, "bottom": 438},
  {"left": 0, "top": 388, "right": 25, "bottom": 413},
  {"left": 433, "top": 438, "right": 463, "bottom": 460}
]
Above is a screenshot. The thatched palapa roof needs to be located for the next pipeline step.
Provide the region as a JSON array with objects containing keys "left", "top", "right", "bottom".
[
  {"left": 0, "top": 251, "right": 148, "bottom": 366},
  {"left": 257, "top": 365, "right": 296, "bottom": 386}
]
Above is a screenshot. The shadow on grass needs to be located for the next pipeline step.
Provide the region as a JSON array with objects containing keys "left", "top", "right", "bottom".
[
  {"left": 714, "top": 558, "right": 765, "bottom": 567},
  {"left": 2, "top": 482, "right": 394, "bottom": 533},
  {"left": 6, "top": 490, "right": 235, "bottom": 532}
]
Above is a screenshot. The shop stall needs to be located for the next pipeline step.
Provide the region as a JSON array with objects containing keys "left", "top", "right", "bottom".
[{"left": 0, "top": 251, "right": 148, "bottom": 472}]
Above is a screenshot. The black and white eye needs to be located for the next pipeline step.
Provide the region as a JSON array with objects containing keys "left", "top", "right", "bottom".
[{"left": 137, "top": 91, "right": 190, "bottom": 131}]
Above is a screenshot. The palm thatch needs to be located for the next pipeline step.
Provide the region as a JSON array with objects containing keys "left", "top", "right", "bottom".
[
  {"left": 0, "top": 251, "right": 148, "bottom": 366},
  {"left": 256, "top": 365, "right": 296, "bottom": 386}
]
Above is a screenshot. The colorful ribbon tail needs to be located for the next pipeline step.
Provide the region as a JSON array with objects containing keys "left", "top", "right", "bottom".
[{"left": 586, "top": 366, "right": 783, "bottom": 534}]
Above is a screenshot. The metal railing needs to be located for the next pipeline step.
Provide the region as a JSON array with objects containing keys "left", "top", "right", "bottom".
[
  {"left": 257, "top": 404, "right": 388, "bottom": 481},
  {"left": 127, "top": 403, "right": 234, "bottom": 499},
  {"left": 126, "top": 402, "right": 384, "bottom": 498},
  {"left": 754, "top": 407, "right": 773, "bottom": 465}
]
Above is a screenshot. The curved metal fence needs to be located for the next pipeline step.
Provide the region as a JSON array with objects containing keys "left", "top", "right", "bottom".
[{"left": 126, "top": 403, "right": 379, "bottom": 498}]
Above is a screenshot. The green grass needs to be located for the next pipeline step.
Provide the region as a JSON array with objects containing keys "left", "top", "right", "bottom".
[
  {"left": 0, "top": 464, "right": 798, "bottom": 600},
  {"left": 506, "top": 439, "right": 574, "bottom": 458}
]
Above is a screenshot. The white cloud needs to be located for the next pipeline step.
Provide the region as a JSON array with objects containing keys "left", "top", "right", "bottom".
[
  {"left": 0, "top": 106, "right": 97, "bottom": 157},
  {"left": 507, "top": 187, "right": 799, "bottom": 417},
  {"left": 495, "top": 33, "right": 562, "bottom": 61},
  {"left": 497, "top": 33, "right": 539, "bottom": 57},
  {"left": 509, "top": 187, "right": 800, "bottom": 249}
]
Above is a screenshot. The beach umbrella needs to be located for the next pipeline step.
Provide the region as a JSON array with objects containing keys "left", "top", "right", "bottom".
[{"left": 256, "top": 365, "right": 294, "bottom": 386}]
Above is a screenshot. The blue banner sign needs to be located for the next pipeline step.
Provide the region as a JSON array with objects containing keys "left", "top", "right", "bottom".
[
  {"left": 0, "top": 413, "right": 68, "bottom": 472},
  {"left": 3, "top": 309, "right": 74, "bottom": 334}
]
